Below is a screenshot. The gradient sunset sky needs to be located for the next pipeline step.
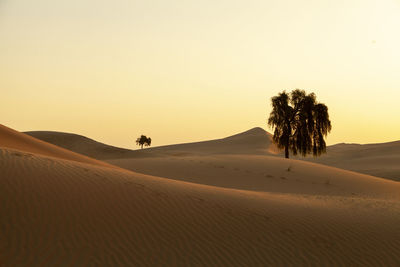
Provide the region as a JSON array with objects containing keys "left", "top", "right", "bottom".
[{"left": 1, "top": 0, "right": 399, "bottom": 148}]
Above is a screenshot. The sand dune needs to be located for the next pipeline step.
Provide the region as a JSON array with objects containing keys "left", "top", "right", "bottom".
[
  {"left": 0, "top": 125, "right": 114, "bottom": 169},
  {"left": 26, "top": 127, "right": 279, "bottom": 159},
  {"left": 26, "top": 127, "right": 400, "bottom": 181},
  {"left": 302, "top": 141, "right": 400, "bottom": 181},
  {"left": 2, "top": 125, "right": 400, "bottom": 265},
  {"left": 2, "top": 147, "right": 400, "bottom": 266},
  {"left": 25, "top": 130, "right": 132, "bottom": 160},
  {"left": 135, "top": 127, "right": 279, "bottom": 156},
  {"left": 108, "top": 154, "right": 400, "bottom": 199}
]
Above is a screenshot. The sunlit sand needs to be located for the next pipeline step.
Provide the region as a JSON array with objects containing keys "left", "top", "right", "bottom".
[{"left": 2, "top": 124, "right": 400, "bottom": 266}]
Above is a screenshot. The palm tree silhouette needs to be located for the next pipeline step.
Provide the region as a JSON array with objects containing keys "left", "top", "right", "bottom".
[{"left": 268, "top": 89, "right": 331, "bottom": 158}]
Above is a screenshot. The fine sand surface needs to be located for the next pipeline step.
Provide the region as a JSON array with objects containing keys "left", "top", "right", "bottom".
[
  {"left": 301, "top": 141, "right": 400, "bottom": 181},
  {"left": 0, "top": 125, "right": 114, "bottom": 169},
  {"left": 25, "top": 130, "right": 132, "bottom": 160},
  {"left": 108, "top": 154, "right": 400, "bottom": 199},
  {"left": 3, "top": 147, "right": 400, "bottom": 266},
  {"left": 2, "top": 125, "right": 400, "bottom": 266},
  {"left": 26, "top": 127, "right": 400, "bottom": 181}
]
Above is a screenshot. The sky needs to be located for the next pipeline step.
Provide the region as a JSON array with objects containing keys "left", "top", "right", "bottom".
[{"left": 1, "top": 0, "right": 399, "bottom": 148}]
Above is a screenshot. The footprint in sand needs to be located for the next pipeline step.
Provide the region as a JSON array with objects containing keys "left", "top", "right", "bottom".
[{"left": 213, "top": 165, "right": 224, "bottom": 169}]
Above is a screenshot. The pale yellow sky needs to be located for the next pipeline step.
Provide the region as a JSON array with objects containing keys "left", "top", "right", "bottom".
[{"left": 1, "top": 0, "right": 399, "bottom": 148}]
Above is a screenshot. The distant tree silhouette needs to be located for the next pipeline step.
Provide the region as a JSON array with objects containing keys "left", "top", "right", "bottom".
[
  {"left": 136, "top": 135, "right": 152, "bottom": 149},
  {"left": 268, "top": 89, "right": 331, "bottom": 158}
]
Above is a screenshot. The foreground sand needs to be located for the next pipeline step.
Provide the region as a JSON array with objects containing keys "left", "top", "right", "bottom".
[
  {"left": 2, "top": 126, "right": 400, "bottom": 266},
  {"left": 2, "top": 148, "right": 400, "bottom": 266}
]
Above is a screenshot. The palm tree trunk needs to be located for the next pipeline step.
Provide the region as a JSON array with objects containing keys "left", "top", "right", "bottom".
[{"left": 284, "top": 145, "right": 289, "bottom": 158}]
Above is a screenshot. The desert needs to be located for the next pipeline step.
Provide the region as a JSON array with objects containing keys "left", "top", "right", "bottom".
[
  {"left": 2, "top": 124, "right": 400, "bottom": 266},
  {"left": 2, "top": 1, "right": 399, "bottom": 265}
]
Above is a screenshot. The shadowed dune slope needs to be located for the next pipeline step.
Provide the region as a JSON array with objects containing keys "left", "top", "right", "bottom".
[
  {"left": 0, "top": 124, "right": 114, "bottom": 168},
  {"left": 25, "top": 131, "right": 132, "bottom": 160},
  {"left": 2, "top": 147, "right": 400, "bottom": 266}
]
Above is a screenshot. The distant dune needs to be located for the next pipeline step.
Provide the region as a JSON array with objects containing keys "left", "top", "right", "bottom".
[
  {"left": 27, "top": 127, "right": 400, "bottom": 180},
  {"left": 26, "top": 127, "right": 279, "bottom": 158},
  {"left": 0, "top": 125, "right": 114, "bottom": 168},
  {"left": 25, "top": 130, "right": 132, "bottom": 160},
  {"left": 130, "top": 127, "right": 280, "bottom": 156},
  {"left": 2, "top": 125, "right": 400, "bottom": 266},
  {"left": 302, "top": 141, "right": 400, "bottom": 181}
]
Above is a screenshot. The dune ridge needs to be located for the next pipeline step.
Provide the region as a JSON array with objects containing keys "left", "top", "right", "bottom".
[
  {"left": 25, "top": 130, "right": 132, "bottom": 160},
  {"left": 26, "top": 127, "right": 400, "bottom": 180},
  {"left": 0, "top": 124, "right": 115, "bottom": 169},
  {"left": 302, "top": 141, "right": 400, "bottom": 181},
  {"left": 25, "top": 127, "right": 279, "bottom": 159}
]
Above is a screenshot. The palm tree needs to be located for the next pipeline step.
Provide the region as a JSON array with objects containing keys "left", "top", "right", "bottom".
[
  {"left": 268, "top": 89, "right": 331, "bottom": 158},
  {"left": 267, "top": 91, "right": 293, "bottom": 158},
  {"left": 312, "top": 103, "right": 331, "bottom": 156},
  {"left": 136, "top": 135, "right": 152, "bottom": 149},
  {"left": 146, "top": 137, "right": 152, "bottom": 147}
]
